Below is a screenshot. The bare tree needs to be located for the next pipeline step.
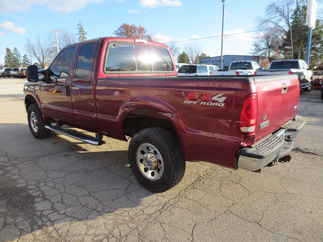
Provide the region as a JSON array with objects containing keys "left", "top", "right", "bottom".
[
  {"left": 253, "top": 24, "right": 285, "bottom": 59},
  {"left": 265, "top": 0, "right": 297, "bottom": 57},
  {"left": 59, "top": 31, "right": 76, "bottom": 49},
  {"left": 168, "top": 44, "right": 180, "bottom": 59},
  {"left": 26, "top": 39, "right": 56, "bottom": 68},
  {"left": 185, "top": 47, "right": 201, "bottom": 64}
]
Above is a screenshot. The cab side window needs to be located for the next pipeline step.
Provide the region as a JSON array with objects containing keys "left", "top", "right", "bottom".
[
  {"left": 75, "top": 42, "right": 97, "bottom": 80},
  {"left": 50, "top": 46, "right": 76, "bottom": 76}
]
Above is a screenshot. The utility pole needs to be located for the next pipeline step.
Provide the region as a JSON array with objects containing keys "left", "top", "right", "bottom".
[
  {"left": 305, "top": 0, "right": 317, "bottom": 65},
  {"left": 52, "top": 29, "right": 61, "bottom": 55},
  {"left": 287, "top": 4, "right": 294, "bottom": 58},
  {"left": 220, "top": 0, "right": 225, "bottom": 70}
]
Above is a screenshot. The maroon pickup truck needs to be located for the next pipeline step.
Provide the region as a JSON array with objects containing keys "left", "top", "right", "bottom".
[{"left": 24, "top": 37, "right": 305, "bottom": 192}]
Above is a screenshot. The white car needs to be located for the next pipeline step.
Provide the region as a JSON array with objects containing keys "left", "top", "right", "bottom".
[
  {"left": 9, "top": 68, "right": 19, "bottom": 77},
  {"left": 177, "top": 64, "right": 219, "bottom": 76},
  {"left": 268, "top": 59, "right": 313, "bottom": 82},
  {"left": 215, "top": 61, "right": 260, "bottom": 76},
  {"left": 258, "top": 59, "right": 313, "bottom": 91}
]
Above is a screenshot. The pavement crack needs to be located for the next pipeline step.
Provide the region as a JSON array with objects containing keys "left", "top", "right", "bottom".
[{"left": 293, "top": 147, "right": 321, "bottom": 157}]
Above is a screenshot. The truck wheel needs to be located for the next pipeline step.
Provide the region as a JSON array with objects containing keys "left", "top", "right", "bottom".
[
  {"left": 27, "top": 104, "right": 51, "bottom": 139},
  {"left": 129, "top": 128, "right": 185, "bottom": 193}
]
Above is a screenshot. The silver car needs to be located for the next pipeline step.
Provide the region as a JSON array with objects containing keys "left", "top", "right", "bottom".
[{"left": 177, "top": 64, "right": 219, "bottom": 76}]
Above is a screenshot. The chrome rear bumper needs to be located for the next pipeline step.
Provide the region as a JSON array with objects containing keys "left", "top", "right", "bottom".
[{"left": 238, "top": 118, "right": 305, "bottom": 171}]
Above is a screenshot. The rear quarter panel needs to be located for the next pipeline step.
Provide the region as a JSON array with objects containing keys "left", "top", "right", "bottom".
[{"left": 95, "top": 76, "right": 252, "bottom": 168}]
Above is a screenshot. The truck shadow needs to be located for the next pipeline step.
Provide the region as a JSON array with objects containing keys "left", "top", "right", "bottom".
[
  {"left": 299, "top": 91, "right": 323, "bottom": 126},
  {"left": 0, "top": 123, "right": 158, "bottom": 241}
]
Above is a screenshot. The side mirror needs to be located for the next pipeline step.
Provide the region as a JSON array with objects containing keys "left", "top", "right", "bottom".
[
  {"left": 60, "top": 72, "right": 70, "bottom": 78},
  {"left": 26, "top": 65, "right": 39, "bottom": 82}
]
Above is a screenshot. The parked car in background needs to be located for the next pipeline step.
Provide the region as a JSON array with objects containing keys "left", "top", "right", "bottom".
[
  {"left": 24, "top": 37, "right": 304, "bottom": 192},
  {"left": 215, "top": 61, "right": 260, "bottom": 76},
  {"left": 176, "top": 63, "right": 187, "bottom": 72},
  {"left": 0, "top": 68, "right": 4, "bottom": 77},
  {"left": 177, "top": 64, "right": 218, "bottom": 76},
  {"left": 10, "top": 68, "right": 20, "bottom": 77},
  {"left": 18, "top": 68, "right": 27, "bottom": 78},
  {"left": 2, "top": 68, "right": 12, "bottom": 77},
  {"left": 258, "top": 59, "right": 313, "bottom": 92}
]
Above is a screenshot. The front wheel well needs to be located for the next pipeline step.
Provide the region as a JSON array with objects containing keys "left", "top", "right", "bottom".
[{"left": 25, "top": 95, "right": 37, "bottom": 111}]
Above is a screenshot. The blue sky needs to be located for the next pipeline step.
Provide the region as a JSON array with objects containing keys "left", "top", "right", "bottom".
[{"left": 0, "top": 0, "right": 320, "bottom": 63}]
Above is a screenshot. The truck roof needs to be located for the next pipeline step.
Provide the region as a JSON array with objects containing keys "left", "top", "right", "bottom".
[
  {"left": 271, "top": 59, "right": 303, "bottom": 62},
  {"left": 69, "top": 37, "right": 169, "bottom": 49}
]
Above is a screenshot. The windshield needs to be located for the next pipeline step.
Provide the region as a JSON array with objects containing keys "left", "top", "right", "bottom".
[
  {"left": 178, "top": 65, "right": 197, "bottom": 73},
  {"left": 230, "top": 62, "right": 253, "bottom": 70},
  {"left": 270, "top": 61, "right": 299, "bottom": 70}
]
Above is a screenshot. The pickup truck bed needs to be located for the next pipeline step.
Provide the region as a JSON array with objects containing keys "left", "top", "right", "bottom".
[{"left": 24, "top": 37, "right": 305, "bottom": 192}]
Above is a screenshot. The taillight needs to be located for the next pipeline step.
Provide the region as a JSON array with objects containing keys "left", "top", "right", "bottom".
[
  {"left": 236, "top": 71, "right": 240, "bottom": 75},
  {"left": 240, "top": 94, "right": 258, "bottom": 136},
  {"left": 288, "top": 71, "right": 293, "bottom": 75}
]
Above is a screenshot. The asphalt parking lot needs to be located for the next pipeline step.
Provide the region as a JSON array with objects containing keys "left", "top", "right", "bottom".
[{"left": 0, "top": 78, "right": 323, "bottom": 242}]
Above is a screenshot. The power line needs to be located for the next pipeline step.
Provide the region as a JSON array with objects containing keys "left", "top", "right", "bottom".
[{"left": 165, "top": 30, "right": 261, "bottom": 44}]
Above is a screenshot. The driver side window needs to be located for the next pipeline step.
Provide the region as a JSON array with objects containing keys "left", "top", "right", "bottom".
[{"left": 50, "top": 46, "right": 76, "bottom": 76}]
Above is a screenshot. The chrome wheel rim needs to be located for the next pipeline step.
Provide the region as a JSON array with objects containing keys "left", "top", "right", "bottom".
[
  {"left": 136, "top": 143, "right": 164, "bottom": 181},
  {"left": 30, "top": 111, "right": 39, "bottom": 133}
]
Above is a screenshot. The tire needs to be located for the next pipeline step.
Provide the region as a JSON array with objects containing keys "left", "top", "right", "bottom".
[
  {"left": 27, "top": 104, "right": 51, "bottom": 139},
  {"left": 129, "top": 128, "right": 185, "bottom": 193},
  {"left": 321, "top": 89, "right": 323, "bottom": 100}
]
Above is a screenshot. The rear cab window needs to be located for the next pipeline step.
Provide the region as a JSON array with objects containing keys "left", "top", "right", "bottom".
[
  {"left": 270, "top": 61, "right": 300, "bottom": 70},
  {"left": 178, "top": 65, "right": 197, "bottom": 73},
  {"left": 230, "top": 62, "right": 252, "bottom": 70},
  {"left": 105, "top": 42, "right": 174, "bottom": 73}
]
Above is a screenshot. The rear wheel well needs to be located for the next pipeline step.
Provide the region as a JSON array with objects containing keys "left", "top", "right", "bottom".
[
  {"left": 25, "top": 95, "right": 37, "bottom": 111},
  {"left": 123, "top": 116, "right": 181, "bottom": 145}
]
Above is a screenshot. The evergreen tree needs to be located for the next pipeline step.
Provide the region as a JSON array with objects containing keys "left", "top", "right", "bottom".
[
  {"left": 197, "top": 53, "right": 210, "bottom": 64},
  {"left": 4, "top": 48, "right": 16, "bottom": 68},
  {"left": 77, "top": 22, "right": 87, "bottom": 41},
  {"left": 177, "top": 52, "right": 190, "bottom": 63},
  {"left": 22, "top": 54, "right": 32, "bottom": 67},
  {"left": 13, "top": 47, "right": 21, "bottom": 67}
]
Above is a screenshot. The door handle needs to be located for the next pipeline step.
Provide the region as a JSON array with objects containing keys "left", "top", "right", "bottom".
[{"left": 281, "top": 84, "right": 288, "bottom": 94}]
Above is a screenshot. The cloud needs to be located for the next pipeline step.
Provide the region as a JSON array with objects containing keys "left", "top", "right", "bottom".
[
  {"left": 0, "top": 0, "right": 103, "bottom": 12},
  {"left": 153, "top": 34, "right": 173, "bottom": 43},
  {"left": 139, "top": 0, "right": 182, "bottom": 8},
  {"left": 223, "top": 29, "right": 258, "bottom": 41},
  {"left": 154, "top": 29, "right": 259, "bottom": 56},
  {"left": 0, "top": 21, "right": 26, "bottom": 34},
  {"left": 128, "top": 9, "right": 141, "bottom": 14}
]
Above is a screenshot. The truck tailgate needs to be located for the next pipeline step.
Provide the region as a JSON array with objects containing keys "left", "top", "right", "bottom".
[{"left": 253, "top": 75, "right": 300, "bottom": 142}]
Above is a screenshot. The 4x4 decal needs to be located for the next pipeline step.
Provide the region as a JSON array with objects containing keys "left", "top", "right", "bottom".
[{"left": 184, "top": 92, "right": 227, "bottom": 107}]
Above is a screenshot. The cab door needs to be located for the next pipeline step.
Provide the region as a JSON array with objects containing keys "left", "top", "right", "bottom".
[
  {"left": 39, "top": 46, "right": 77, "bottom": 123},
  {"left": 70, "top": 41, "right": 99, "bottom": 131}
]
